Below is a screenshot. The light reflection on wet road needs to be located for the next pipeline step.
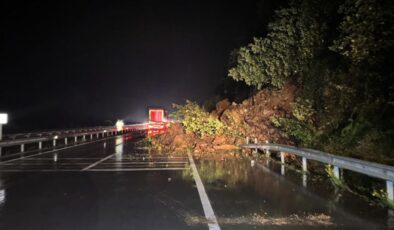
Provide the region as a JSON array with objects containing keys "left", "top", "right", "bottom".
[
  {"left": 194, "top": 158, "right": 389, "bottom": 229},
  {"left": 0, "top": 135, "right": 205, "bottom": 230},
  {"left": 0, "top": 134, "right": 390, "bottom": 229}
]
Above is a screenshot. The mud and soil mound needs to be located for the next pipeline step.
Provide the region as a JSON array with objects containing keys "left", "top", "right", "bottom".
[{"left": 152, "top": 83, "right": 297, "bottom": 155}]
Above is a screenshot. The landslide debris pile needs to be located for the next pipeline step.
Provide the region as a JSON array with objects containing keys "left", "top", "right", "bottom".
[{"left": 153, "top": 83, "right": 297, "bottom": 154}]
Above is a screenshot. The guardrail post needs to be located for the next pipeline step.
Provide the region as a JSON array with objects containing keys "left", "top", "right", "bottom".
[
  {"left": 83, "top": 135, "right": 86, "bottom": 141},
  {"left": 65, "top": 138, "right": 68, "bottom": 145},
  {"left": 265, "top": 140, "right": 270, "bottom": 157},
  {"left": 21, "top": 144, "right": 25, "bottom": 153},
  {"left": 74, "top": 136, "right": 78, "bottom": 143},
  {"left": 280, "top": 152, "right": 286, "bottom": 175},
  {"left": 333, "top": 166, "right": 340, "bottom": 179},
  {"left": 90, "top": 134, "right": 93, "bottom": 140},
  {"left": 302, "top": 157, "right": 307, "bottom": 172},
  {"left": 38, "top": 141, "right": 42, "bottom": 150},
  {"left": 387, "top": 181, "right": 394, "bottom": 201},
  {"left": 253, "top": 138, "right": 258, "bottom": 155},
  {"left": 96, "top": 133, "right": 99, "bottom": 138},
  {"left": 280, "top": 152, "right": 285, "bottom": 164},
  {"left": 53, "top": 139, "right": 56, "bottom": 147}
]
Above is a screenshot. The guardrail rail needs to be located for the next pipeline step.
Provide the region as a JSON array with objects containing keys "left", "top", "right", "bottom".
[
  {"left": 241, "top": 142, "right": 394, "bottom": 202},
  {"left": 0, "top": 123, "right": 149, "bottom": 158}
]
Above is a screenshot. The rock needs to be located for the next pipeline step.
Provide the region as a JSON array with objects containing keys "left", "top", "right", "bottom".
[
  {"left": 210, "top": 110, "right": 219, "bottom": 119},
  {"left": 213, "top": 135, "right": 226, "bottom": 145},
  {"left": 215, "top": 99, "right": 231, "bottom": 116}
]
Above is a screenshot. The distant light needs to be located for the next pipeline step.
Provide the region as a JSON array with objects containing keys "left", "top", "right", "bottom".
[
  {"left": 54, "top": 135, "right": 58, "bottom": 139},
  {"left": 103, "top": 130, "right": 107, "bottom": 133},
  {"left": 0, "top": 113, "right": 8, "bottom": 125},
  {"left": 116, "top": 120, "right": 124, "bottom": 131},
  {"left": 0, "top": 189, "right": 5, "bottom": 204}
]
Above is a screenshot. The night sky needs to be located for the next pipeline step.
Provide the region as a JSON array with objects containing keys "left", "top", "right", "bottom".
[{"left": 0, "top": 0, "right": 287, "bottom": 132}]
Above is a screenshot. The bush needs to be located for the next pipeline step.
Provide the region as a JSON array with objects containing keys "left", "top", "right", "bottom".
[
  {"left": 171, "top": 100, "right": 225, "bottom": 137},
  {"left": 271, "top": 99, "right": 315, "bottom": 146}
]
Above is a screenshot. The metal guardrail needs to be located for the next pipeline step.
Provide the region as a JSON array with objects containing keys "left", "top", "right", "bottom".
[
  {"left": 2, "top": 126, "right": 123, "bottom": 140},
  {"left": 241, "top": 142, "right": 394, "bottom": 201},
  {"left": 0, "top": 123, "right": 149, "bottom": 156}
]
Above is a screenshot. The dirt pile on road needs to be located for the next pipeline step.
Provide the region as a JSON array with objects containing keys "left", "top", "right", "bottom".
[
  {"left": 152, "top": 83, "right": 296, "bottom": 155},
  {"left": 217, "top": 83, "right": 296, "bottom": 145}
]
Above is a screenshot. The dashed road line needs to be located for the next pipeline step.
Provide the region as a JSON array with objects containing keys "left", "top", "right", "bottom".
[
  {"left": 81, "top": 154, "right": 116, "bottom": 171},
  {"left": 0, "top": 167, "right": 189, "bottom": 172},
  {"left": 87, "top": 168, "right": 188, "bottom": 171}
]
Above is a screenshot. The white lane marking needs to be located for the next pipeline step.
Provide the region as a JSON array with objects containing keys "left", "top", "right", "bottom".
[
  {"left": 98, "top": 161, "right": 188, "bottom": 164},
  {"left": 81, "top": 154, "right": 116, "bottom": 171},
  {"left": 3, "top": 162, "right": 188, "bottom": 166},
  {"left": 2, "top": 163, "right": 91, "bottom": 166},
  {"left": 0, "top": 135, "right": 118, "bottom": 165},
  {"left": 87, "top": 168, "right": 187, "bottom": 171},
  {"left": 0, "top": 168, "right": 188, "bottom": 172},
  {"left": 112, "top": 156, "right": 189, "bottom": 159},
  {"left": 129, "top": 154, "right": 188, "bottom": 157},
  {"left": 0, "top": 169, "right": 84, "bottom": 172},
  {"left": 15, "top": 157, "right": 105, "bottom": 160},
  {"left": 187, "top": 153, "right": 221, "bottom": 230}
]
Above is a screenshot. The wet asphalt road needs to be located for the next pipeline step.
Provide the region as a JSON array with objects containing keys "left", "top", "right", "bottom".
[
  {"left": 0, "top": 135, "right": 206, "bottom": 230},
  {"left": 0, "top": 134, "right": 390, "bottom": 229}
]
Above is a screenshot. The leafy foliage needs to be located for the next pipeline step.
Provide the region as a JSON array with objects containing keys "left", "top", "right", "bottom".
[
  {"left": 171, "top": 100, "right": 224, "bottom": 137},
  {"left": 271, "top": 99, "right": 315, "bottom": 146},
  {"left": 228, "top": 2, "right": 324, "bottom": 88},
  {"left": 228, "top": 0, "right": 394, "bottom": 161},
  {"left": 331, "top": 0, "right": 394, "bottom": 65}
]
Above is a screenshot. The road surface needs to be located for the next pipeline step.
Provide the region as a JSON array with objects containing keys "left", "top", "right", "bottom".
[{"left": 0, "top": 134, "right": 389, "bottom": 229}]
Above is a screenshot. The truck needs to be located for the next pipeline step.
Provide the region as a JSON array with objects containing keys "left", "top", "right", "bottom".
[{"left": 147, "top": 107, "right": 168, "bottom": 137}]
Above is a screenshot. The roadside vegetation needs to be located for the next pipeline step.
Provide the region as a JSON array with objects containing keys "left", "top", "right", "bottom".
[
  {"left": 227, "top": 0, "right": 394, "bottom": 162},
  {"left": 171, "top": 101, "right": 226, "bottom": 137},
  {"left": 158, "top": 0, "right": 394, "bottom": 164}
]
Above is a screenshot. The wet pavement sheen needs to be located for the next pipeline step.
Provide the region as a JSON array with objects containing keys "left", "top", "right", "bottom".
[
  {"left": 0, "top": 135, "right": 205, "bottom": 230},
  {"left": 194, "top": 158, "right": 389, "bottom": 229},
  {"left": 0, "top": 134, "right": 391, "bottom": 229}
]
